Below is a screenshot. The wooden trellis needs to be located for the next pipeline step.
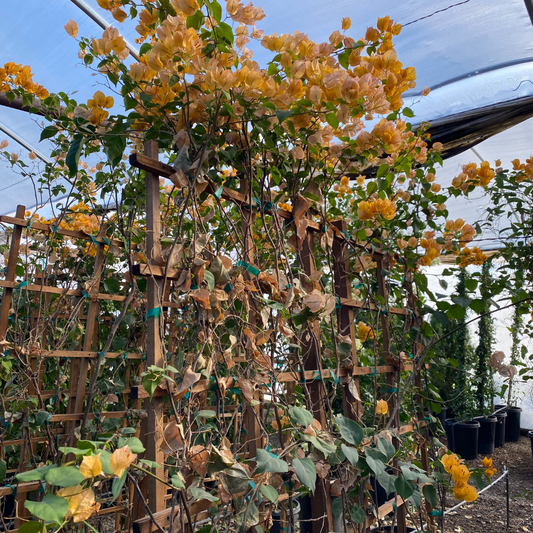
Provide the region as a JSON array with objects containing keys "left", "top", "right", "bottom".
[{"left": 0, "top": 140, "right": 431, "bottom": 533}]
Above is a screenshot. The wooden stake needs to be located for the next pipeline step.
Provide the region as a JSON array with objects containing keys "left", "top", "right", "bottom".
[{"left": 142, "top": 140, "right": 166, "bottom": 514}]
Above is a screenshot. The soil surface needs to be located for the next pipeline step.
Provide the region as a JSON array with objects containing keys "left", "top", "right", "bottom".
[{"left": 442, "top": 436, "right": 533, "bottom": 532}]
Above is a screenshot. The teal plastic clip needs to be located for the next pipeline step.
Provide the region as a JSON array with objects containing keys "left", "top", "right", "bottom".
[
  {"left": 430, "top": 510, "right": 443, "bottom": 516},
  {"left": 90, "top": 235, "right": 98, "bottom": 244},
  {"left": 146, "top": 307, "right": 161, "bottom": 318},
  {"left": 214, "top": 186, "right": 223, "bottom": 199},
  {"left": 369, "top": 367, "right": 377, "bottom": 376},
  {"left": 335, "top": 296, "right": 341, "bottom": 309},
  {"left": 224, "top": 282, "right": 232, "bottom": 293},
  {"left": 97, "top": 351, "right": 105, "bottom": 359},
  {"left": 17, "top": 280, "right": 28, "bottom": 289},
  {"left": 82, "top": 290, "right": 89, "bottom": 299},
  {"left": 237, "top": 261, "right": 260, "bottom": 276},
  {"left": 50, "top": 224, "right": 58, "bottom": 233}
]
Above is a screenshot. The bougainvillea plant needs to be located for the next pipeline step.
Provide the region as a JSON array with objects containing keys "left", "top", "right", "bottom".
[{"left": 0, "top": 0, "right": 523, "bottom": 532}]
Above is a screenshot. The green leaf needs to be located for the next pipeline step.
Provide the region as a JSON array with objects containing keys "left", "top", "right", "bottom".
[
  {"left": 112, "top": 471, "right": 127, "bottom": 501},
  {"left": 18, "top": 522, "right": 45, "bottom": 533},
  {"left": 259, "top": 484, "right": 279, "bottom": 503},
  {"left": 99, "top": 450, "right": 114, "bottom": 475},
  {"left": 341, "top": 444, "right": 359, "bottom": 466},
  {"left": 217, "top": 22, "right": 234, "bottom": 44},
  {"left": 139, "top": 459, "right": 161, "bottom": 469},
  {"left": 422, "top": 484, "right": 438, "bottom": 508},
  {"left": 125, "top": 437, "right": 145, "bottom": 454},
  {"left": 335, "top": 414, "right": 363, "bottom": 445},
  {"left": 204, "top": 270, "right": 215, "bottom": 292},
  {"left": 104, "top": 135, "right": 127, "bottom": 168},
  {"left": 402, "top": 107, "right": 415, "bottom": 118},
  {"left": 255, "top": 449, "right": 288, "bottom": 473},
  {"left": 292, "top": 457, "right": 316, "bottom": 494},
  {"left": 350, "top": 503, "right": 366, "bottom": 524},
  {"left": 189, "top": 487, "right": 219, "bottom": 502},
  {"left": 325, "top": 112, "right": 339, "bottom": 129},
  {"left": 376, "top": 472, "right": 397, "bottom": 497},
  {"left": 220, "top": 464, "right": 251, "bottom": 495},
  {"left": 186, "top": 10, "right": 205, "bottom": 30},
  {"left": 59, "top": 446, "right": 89, "bottom": 457},
  {"left": 376, "top": 437, "right": 395, "bottom": 461},
  {"left": 104, "top": 278, "right": 121, "bottom": 295},
  {"left": 408, "top": 488, "right": 423, "bottom": 509},
  {"left": 16, "top": 464, "right": 57, "bottom": 482},
  {"left": 139, "top": 43, "right": 152, "bottom": 56},
  {"left": 288, "top": 406, "right": 313, "bottom": 427},
  {"left": 331, "top": 497, "right": 343, "bottom": 520},
  {"left": 66, "top": 137, "right": 85, "bottom": 176},
  {"left": 301, "top": 435, "right": 337, "bottom": 458},
  {"left": 209, "top": 0, "right": 222, "bottom": 22},
  {"left": 376, "top": 163, "right": 389, "bottom": 178},
  {"left": 366, "top": 455, "right": 385, "bottom": 476},
  {"left": 196, "top": 410, "right": 217, "bottom": 419},
  {"left": 275, "top": 109, "right": 293, "bottom": 123},
  {"left": 452, "top": 296, "right": 471, "bottom": 308},
  {"left": 171, "top": 474, "right": 185, "bottom": 488},
  {"left": 25, "top": 495, "right": 69, "bottom": 524},
  {"left": 45, "top": 466, "right": 85, "bottom": 487},
  {"left": 40, "top": 125, "right": 58, "bottom": 142},
  {"left": 470, "top": 474, "right": 485, "bottom": 491},
  {"left": 394, "top": 476, "right": 415, "bottom": 499},
  {"left": 469, "top": 299, "right": 485, "bottom": 313}
]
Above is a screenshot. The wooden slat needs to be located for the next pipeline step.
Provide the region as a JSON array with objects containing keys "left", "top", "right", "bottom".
[
  {"left": 340, "top": 297, "right": 408, "bottom": 316},
  {"left": 132, "top": 499, "right": 215, "bottom": 533},
  {"left": 0, "top": 280, "right": 128, "bottom": 302},
  {"left": 0, "top": 216, "right": 128, "bottom": 248},
  {"left": 38, "top": 350, "right": 143, "bottom": 360}
]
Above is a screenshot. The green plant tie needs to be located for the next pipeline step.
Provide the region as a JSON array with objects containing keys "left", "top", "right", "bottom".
[
  {"left": 335, "top": 296, "right": 342, "bottom": 309},
  {"left": 224, "top": 282, "right": 232, "bottom": 293},
  {"left": 103, "top": 237, "right": 112, "bottom": 246},
  {"left": 17, "top": 280, "right": 28, "bottom": 289},
  {"left": 97, "top": 351, "right": 105, "bottom": 359},
  {"left": 341, "top": 230, "right": 350, "bottom": 239},
  {"left": 141, "top": 353, "right": 147, "bottom": 361},
  {"left": 214, "top": 186, "right": 223, "bottom": 199},
  {"left": 146, "top": 307, "right": 161, "bottom": 318},
  {"left": 123, "top": 352, "right": 128, "bottom": 360},
  {"left": 3, "top": 349, "right": 10, "bottom": 357},
  {"left": 263, "top": 201, "right": 273, "bottom": 211},
  {"left": 386, "top": 387, "right": 398, "bottom": 393},
  {"left": 6, "top": 485, "right": 16, "bottom": 496},
  {"left": 369, "top": 367, "right": 377, "bottom": 376},
  {"left": 82, "top": 290, "right": 89, "bottom": 299},
  {"left": 430, "top": 510, "right": 443, "bottom": 516},
  {"left": 90, "top": 235, "right": 98, "bottom": 244},
  {"left": 190, "top": 284, "right": 198, "bottom": 290},
  {"left": 50, "top": 224, "right": 58, "bottom": 233},
  {"left": 26, "top": 218, "right": 33, "bottom": 230},
  {"left": 237, "top": 261, "right": 260, "bottom": 276},
  {"left": 330, "top": 369, "right": 339, "bottom": 385}
]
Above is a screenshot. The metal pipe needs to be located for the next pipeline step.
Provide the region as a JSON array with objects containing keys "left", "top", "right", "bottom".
[
  {"left": 506, "top": 464, "right": 510, "bottom": 528},
  {"left": 69, "top": 0, "right": 140, "bottom": 61},
  {"left": 0, "top": 122, "right": 51, "bottom": 164}
]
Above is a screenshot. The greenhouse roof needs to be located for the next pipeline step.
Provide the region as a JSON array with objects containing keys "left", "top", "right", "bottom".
[{"left": 1, "top": 0, "right": 533, "bottom": 229}]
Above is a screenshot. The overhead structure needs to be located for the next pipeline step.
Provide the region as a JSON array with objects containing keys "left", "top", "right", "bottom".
[{"left": 1, "top": 0, "right": 533, "bottom": 218}]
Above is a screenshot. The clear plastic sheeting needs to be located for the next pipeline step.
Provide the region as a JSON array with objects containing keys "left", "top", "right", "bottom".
[{"left": 1, "top": 0, "right": 533, "bottom": 213}]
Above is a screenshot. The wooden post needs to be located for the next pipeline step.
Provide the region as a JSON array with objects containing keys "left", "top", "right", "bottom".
[
  {"left": 67, "top": 237, "right": 105, "bottom": 443},
  {"left": 375, "top": 251, "right": 407, "bottom": 533},
  {"left": 142, "top": 140, "right": 166, "bottom": 514},
  {"left": 241, "top": 185, "right": 262, "bottom": 459},
  {"left": 298, "top": 230, "right": 333, "bottom": 533},
  {"left": 0, "top": 205, "right": 26, "bottom": 339},
  {"left": 332, "top": 221, "right": 362, "bottom": 421}
]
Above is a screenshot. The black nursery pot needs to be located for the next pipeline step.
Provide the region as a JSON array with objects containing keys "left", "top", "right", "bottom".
[
  {"left": 505, "top": 406, "right": 522, "bottom": 442},
  {"left": 444, "top": 418, "right": 456, "bottom": 452},
  {"left": 494, "top": 411, "right": 507, "bottom": 448},
  {"left": 528, "top": 431, "right": 533, "bottom": 464},
  {"left": 436, "top": 407, "right": 448, "bottom": 426},
  {"left": 474, "top": 416, "right": 497, "bottom": 455},
  {"left": 454, "top": 420, "right": 480, "bottom": 460}
]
